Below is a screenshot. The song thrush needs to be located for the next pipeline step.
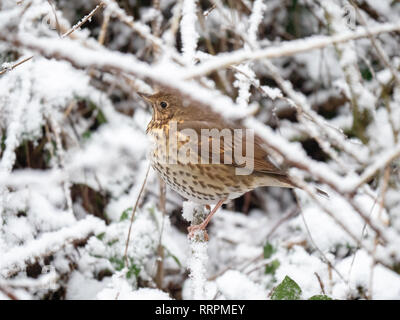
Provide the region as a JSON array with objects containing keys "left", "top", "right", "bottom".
[{"left": 140, "top": 91, "right": 321, "bottom": 239}]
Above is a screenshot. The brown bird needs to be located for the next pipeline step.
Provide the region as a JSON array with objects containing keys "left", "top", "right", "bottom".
[{"left": 140, "top": 91, "right": 324, "bottom": 239}]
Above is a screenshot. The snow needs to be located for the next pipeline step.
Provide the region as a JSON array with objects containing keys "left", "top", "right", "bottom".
[
  {"left": 97, "top": 275, "right": 172, "bottom": 300},
  {"left": 261, "top": 86, "right": 283, "bottom": 100},
  {"left": 66, "top": 271, "right": 111, "bottom": 300},
  {"left": 180, "top": 0, "right": 199, "bottom": 64},
  {"left": 1, "top": 0, "right": 400, "bottom": 301},
  {"left": 335, "top": 250, "right": 400, "bottom": 300},
  {"left": 0, "top": 216, "right": 105, "bottom": 275},
  {"left": 182, "top": 201, "right": 198, "bottom": 222},
  {"left": 234, "top": 68, "right": 252, "bottom": 108},
  {"left": 1, "top": 62, "right": 12, "bottom": 71},
  {"left": 184, "top": 23, "right": 400, "bottom": 79},
  {"left": 248, "top": 0, "right": 267, "bottom": 45},
  {"left": 216, "top": 270, "right": 266, "bottom": 300},
  {"left": 187, "top": 241, "right": 208, "bottom": 299}
]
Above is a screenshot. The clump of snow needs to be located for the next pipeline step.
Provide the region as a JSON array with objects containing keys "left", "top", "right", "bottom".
[
  {"left": 66, "top": 271, "right": 111, "bottom": 300},
  {"left": 261, "top": 85, "right": 283, "bottom": 100},
  {"left": 182, "top": 201, "right": 198, "bottom": 222},
  {"left": 187, "top": 240, "right": 208, "bottom": 299},
  {"left": 97, "top": 273, "right": 171, "bottom": 300},
  {"left": 216, "top": 270, "right": 266, "bottom": 300},
  {"left": 1, "top": 61, "right": 12, "bottom": 71},
  {"left": 334, "top": 250, "right": 400, "bottom": 299}
]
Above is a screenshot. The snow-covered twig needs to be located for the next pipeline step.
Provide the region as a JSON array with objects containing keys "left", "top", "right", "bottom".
[
  {"left": 248, "top": 0, "right": 266, "bottom": 45},
  {"left": 350, "top": 144, "right": 400, "bottom": 191},
  {"left": 0, "top": 55, "right": 33, "bottom": 76},
  {"left": 183, "top": 202, "right": 208, "bottom": 299},
  {"left": 0, "top": 72, "right": 30, "bottom": 172},
  {"left": 184, "top": 23, "right": 400, "bottom": 79},
  {"left": 262, "top": 59, "right": 367, "bottom": 164},
  {"left": 349, "top": 0, "right": 400, "bottom": 88},
  {"left": 101, "top": 0, "right": 183, "bottom": 63},
  {"left": 0, "top": 31, "right": 252, "bottom": 119},
  {"left": 0, "top": 216, "right": 105, "bottom": 275},
  {"left": 245, "top": 118, "right": 388, "bottom": 241},
  {"left": 62, "top": 2, "right": 105, "bottom": 38},
  {"left": 47, "top": 116, "right": 73, "bottom": 215},
  {"left": 180, "top": 0, "right": 199, "bottom": 64}
]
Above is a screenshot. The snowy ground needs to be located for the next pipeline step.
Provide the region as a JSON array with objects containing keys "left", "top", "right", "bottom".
[{"left": 1, "top": 0, "right": 400, "bottom": 300}]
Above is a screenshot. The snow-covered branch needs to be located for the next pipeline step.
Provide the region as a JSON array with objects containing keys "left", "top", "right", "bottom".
[{"left": 184, "top": 23, "right": 400, "bottom": 79}]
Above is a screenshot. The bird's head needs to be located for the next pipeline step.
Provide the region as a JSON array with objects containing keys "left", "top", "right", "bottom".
[
  {"left": 139, "top": 90, "right": 225, "bottom": 126},
  {"left": 138, "top": 91, "right": 183, "bottom": 122}
]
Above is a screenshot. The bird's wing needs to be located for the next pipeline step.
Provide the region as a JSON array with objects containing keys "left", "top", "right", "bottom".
[{"left": 176, "top": 121, "right": 287, "bottom": 175}]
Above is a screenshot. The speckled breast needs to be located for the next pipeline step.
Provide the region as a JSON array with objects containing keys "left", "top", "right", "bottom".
[{"left": 147, "top": 122, "right": 256, "bottom": 204}]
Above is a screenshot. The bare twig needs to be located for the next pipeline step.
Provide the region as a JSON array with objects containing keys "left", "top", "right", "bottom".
[
  {"left": 155, "top": 178, "right": 166, "bottom": 289},
  {"left": 184, "top": 23, "right": 400, "bottom": 79},
  {"left": 47, "top": 116, "right": 73, "bottom": 215},
  {"left": 47, "top": 0, "right": 61, "bottom": 37},
  {"left": 351, "top": 145, "right": 400, "bottom": 191},
  {"left": 350, "top": 0, "right": 400, "bottom": 88},
  {"left": 0, "top": 55, "right": 33, "bottom": 76},
  {"left": 368, "top": 166, "right": 390, "bottom": 299},
  {"left": 0, "top": 286, "right": 18, "bottom": 300},
  {"left": 314, "top": 272, "right": 326, "bottom": 295},
  {"left": 204, "top": 4, "right": 216, "bottom": 17},
  {"left": 296, "top": 191, "right": 347, "bottom": 283},
  {"left": 98, "top": 11, "right": 110, "bottom": 45},
  {"left": 62, "top": 3, "right": 105, "bottom": 38},
  {"left": 123, "top": 163, "right": 151, "bottom": 268}
]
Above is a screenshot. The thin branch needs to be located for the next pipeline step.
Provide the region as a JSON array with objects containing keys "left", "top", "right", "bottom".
[
  {"left": 204, "top": 3, "right": 216, "bottom": 17},
  {"left": 184, "top": 23, "right": 400, "bottom": 79},
  {"left": 62, "top": 2, "right": 105, "bottom": 38},
  {"left": 100, "top": 0, "right": 183, "bottom": 63},
  {"left": 0, "top": 286, "right": 18, "bottom": 300},
  {"left": 368, "top": 166, "right": 391, "bottom": 299},
  {"left": 155, "top": 178, "right": 166, "bottom": 289},
  {"left": 0, "top": 216, "right": 104, "bottom": 273},
  {"left": 47, "top": 116, "right": 73, "bottom": 215},
  {"left": 297, "top": 191, "right": 347, "bottom": 283},
  {"left": 293, "top": 177, "right": 392, "bottom": 271},
  {"left": 47, "top": 0, "right": 61, "bottom": 37},
  {"left": 0, "top": 55, "right": 33, "bottom": 76},
  {"left": 123, "top": 163, "right": 151, "bottom": 268},
  {"left": 350, "top": 0, "right": 400, "bottom": 88},
  {"left": 98, "top": 11, "right": 110, "bottom": 45},
  {"left": 314, "top": 272, "right": 326, "bottom": 295},
  {"left": 351, "top": 145, "right": 400, "bottom": 191}
]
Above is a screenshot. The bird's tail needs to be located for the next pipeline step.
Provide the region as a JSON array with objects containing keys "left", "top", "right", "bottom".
[{"left": 272, "top": 174, "right": 329, "bottom": 198}]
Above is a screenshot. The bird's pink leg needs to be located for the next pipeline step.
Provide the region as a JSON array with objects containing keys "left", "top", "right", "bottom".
[{"left": 188, "top": 199, "right": 225, "bottom": 240}]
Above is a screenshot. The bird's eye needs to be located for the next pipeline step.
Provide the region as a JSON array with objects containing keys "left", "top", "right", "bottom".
[{"left": 160, "top": 101, "right": 168, "bottom": 108}]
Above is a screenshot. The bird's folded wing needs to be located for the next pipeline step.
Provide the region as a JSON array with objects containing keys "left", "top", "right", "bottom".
[{"left": 176, "top": 121, "right": 287, "bottom": 175}]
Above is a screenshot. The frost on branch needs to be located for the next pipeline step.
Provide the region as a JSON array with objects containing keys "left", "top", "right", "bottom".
[{"left": 0, "top": 0, "right": 400, "bottom": 300}]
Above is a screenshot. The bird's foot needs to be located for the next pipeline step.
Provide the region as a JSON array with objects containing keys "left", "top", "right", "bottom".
[{"left": 188, "top": 223, "right": 209, "bottom": 241}]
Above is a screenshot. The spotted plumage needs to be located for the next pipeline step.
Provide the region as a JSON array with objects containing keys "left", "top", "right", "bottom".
[{"left": 140, "top": 91, "right": 323, "bottom": 238}]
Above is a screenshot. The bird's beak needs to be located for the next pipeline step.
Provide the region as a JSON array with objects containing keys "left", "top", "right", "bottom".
[{"left": 137, "top": 92, "right": 153, "bottom": 102}]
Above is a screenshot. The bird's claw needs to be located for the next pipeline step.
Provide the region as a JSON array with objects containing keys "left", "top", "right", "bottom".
[{"left": 188, "top": 224, "right": 209, "bottom": 241}]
